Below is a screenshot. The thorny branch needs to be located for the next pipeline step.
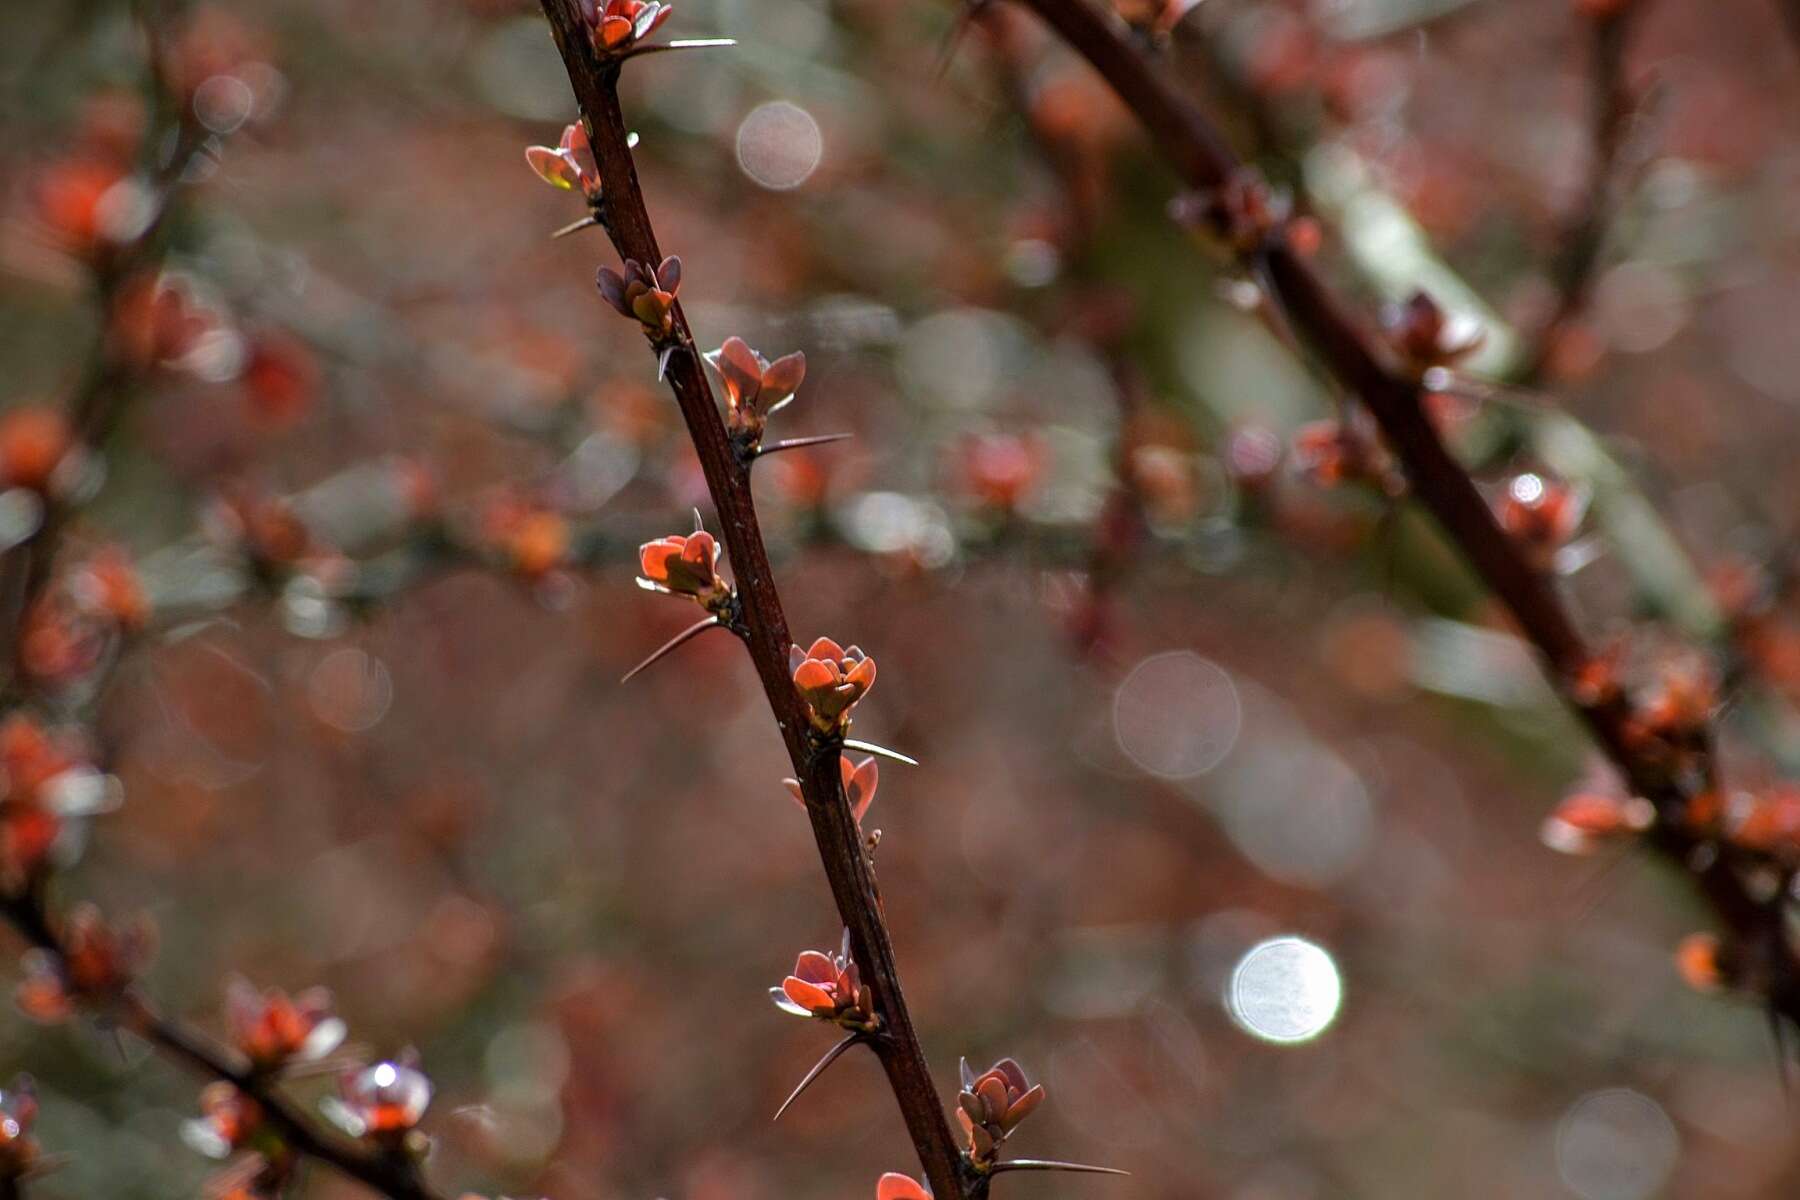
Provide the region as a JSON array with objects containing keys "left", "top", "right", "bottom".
[
  {"left": 0, "top": 890, "right": 448, "bottom": 1200},
  {"left": 1003, "top": 0, "right": 1800, "bottom": 1021},
  {"left": 1519, "top": 2, "right": 1651, "bottom": 386},
  {"left": 0, "top": 14, "right": 459, "bottom": 1200},
  {"left": 533, "top": 4, "right": 975, "bottom": 1196},
  {"left": 0, "top": 102, "right": 213, "bottom": 700}
]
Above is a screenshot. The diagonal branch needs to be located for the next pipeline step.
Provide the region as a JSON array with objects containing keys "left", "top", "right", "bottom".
[
  {"left": 1518, "top": 2, "right": 1649, "bottom": 386},
  {"left": 0, "top": 14, "right": 457, "bottom": 1198},
  {"left": 533, "top": 6, "right": 973, "bottom": 1196},
  {"left": 0, "top": 16, "right": 217, "bottom": 700},
  {"left": 0, "top": 892, "right": 448, "bottom": 1200},
  {"left": 1778, "top": 0, "right": 1800, "bottom": 67},
  {"left": 1004, "top": 0, "right": 1800, "bottom": 1020}
]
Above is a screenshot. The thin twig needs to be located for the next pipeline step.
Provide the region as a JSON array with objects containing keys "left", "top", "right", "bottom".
[
  {"left": 533, "top": 6, "right": 975, "bottom": 1196},
  {"left": 0, "top": 894, "right": 448, "bottom": 1200},
  {"left": 0, "top": 57, "right": 214, "bottom": 699},
  {"left": 1777, "top": 0, "right": 1800, "bottom": 67},
  {"left": 1518, "top": 3, "right": 1647, "bottom": 386},
  {"left": 1006, "top": 0, "right": 1800, "bottom": 1020},
  {"left": 975, "top": 9, "right": 1151, "bottom": 658},
  {"left": 0, "top": 15, "right": 458, "bottom": 1195}
]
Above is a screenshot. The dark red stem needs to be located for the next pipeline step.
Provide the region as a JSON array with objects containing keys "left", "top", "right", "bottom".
[
  {"left": 1009, "top": 0, "right": 1800, "bottom": 1017},
  {"left": 1519, "top": 5, "right": 1645, "bottom": 385},
  {"left": 0, "top": 894, "right": 446, "bottom": 1200},
  {"left": 533, "top": 5, "right": 972, "bottom": 1196}
]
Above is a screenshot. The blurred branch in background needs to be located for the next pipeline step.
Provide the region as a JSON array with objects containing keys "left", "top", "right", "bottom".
[
  {"left": 0, "top": 12, "right": 212, "bottom": 701},
  {"left": 1178, "top": 0, "right": 1723, "bottom": 645},
  {"left": 4, "top": 887, "right": 451, "bottom": 1200},
  {"left": 1002, "top": 0, "right": 1800, "bottom": 1026},
  {"left": 7, "top": 0, "right": 1800, "bottom": 1196},
  {"left": 1779, "top": 0, "right": 1800, "bottom": 64},
  {"left": 1517, "top": 0, "right": 1655, "bottom": 389},
  {"left": 0, "top": 10, "right": 497, "bottom": 1200}
]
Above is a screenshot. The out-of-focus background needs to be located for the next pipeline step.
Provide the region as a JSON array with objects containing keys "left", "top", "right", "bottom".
[{"left": 6, "top": 0, "right": 1800, "bottom": 1196}]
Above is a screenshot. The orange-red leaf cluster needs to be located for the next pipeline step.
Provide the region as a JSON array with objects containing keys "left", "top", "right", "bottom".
[{"left": 790, "top": 637, "right": 877, "bottom": 734}]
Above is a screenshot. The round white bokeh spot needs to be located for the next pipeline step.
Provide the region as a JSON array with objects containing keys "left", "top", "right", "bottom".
[
  {"left": 1113, "top": 651, "right": 1242, "bottom": 779},
  {"left": 307, "top": 648, "right": 394, "bottom": 734},
  {"left": 735, "top": 101, "right": 823, "bottom": 191},
  {"left": 1226, "top": 936, "right": 1342, "bottom": 1044},
  {"left": 1555, "top": 1088, "right": 1679, "bottom": 1200},
  {"left": 194, "top": 74, "right": 255, "bottom": 134}
]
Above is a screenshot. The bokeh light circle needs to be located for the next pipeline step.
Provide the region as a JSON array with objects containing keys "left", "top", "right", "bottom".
[
  {"left": 193, "top": 75, "right": 255, "bottom": 134},
  {"left": 1555, "top": 1088, "right": 1679, "bottom": 1200},
  {"left": 1113, "top": 651, "right": 1241, "bottom": 779},
  {"left": 307, "top": 648, "right": 394, "bottom": 733},
  {"left": 1215, "top": 741, "right": 1373, "bottom": 888},
  {"left": 735, "top": 101, "right": 823, "bottom": 191},
  {"left": 1226, "top": 936, "right": 1342, "bottom": 1044}
]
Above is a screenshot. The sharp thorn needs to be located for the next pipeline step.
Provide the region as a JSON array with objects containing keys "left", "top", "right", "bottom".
[
  {"left": 773, "top": 1032, "right": 861, "bottom": 1122},
  {"left": 550, "top": 214, "right": 601, "bottom": 240},
  {"left": 658, "top": 346, "right": 677, "bottom": 380},
  {"left": 625, "top": 38, "right": 739, "bottom": 58},
  {"left": 755, "top": 433, "right": 855, "bottom": 459},
  {"left": 990, "top": 1159, "right": 1131, "bottom": 1177},
  {"left": 620, "top": 616, "right": 722, "bottom": 684},
  {"left": 842, "top": 738, "right": 919, "bottom": 767}
]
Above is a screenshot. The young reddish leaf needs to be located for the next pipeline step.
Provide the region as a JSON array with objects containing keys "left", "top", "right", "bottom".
[
  {"left": 336, "top": 1056, "right": 433, "bottom": 1138},
  {"left": 790, "top": 640, "right": 878, "bottom": 733},
  {"left": 225, "top": 976, "right": 344, "bottom": 1070},
  {"left": 0, "top": 1074, "right": 39, "bottom": 1178},
  {"left": 1004, "top": 1083, "right": 1045, "bottom": 1130},
  {"left": 772, "top": 936, "right": 875, "bottom": 1028},
  {"left": 597, "top": 265, "right": 627, "bottom": 315},
  {"left": 1540, "top": 792, "right": 1652, "bottom": 855},
  {"left": 637, "top": 531, "right": 726, "bottom": 606},
  {"left": 600, "top": 14, "right": 634, "bottom": 46},
  {"left": 782, "top": 977, "right": 837, "bottom": 1013},
  {"left": 877, "top": 1173, "right": 930, "bottom": 1200},
  {"left": 1675, "top": 933, "right": 1725, "bottom": 993},
  {"left": 871, "top": 1173, "right": 928, "bottom": 1200},
  {"left": 717, "top": 336, "right": 763, "bottom": 399},
  {"left": 792, "top": 951, "right": 837, "bottom": 984},
  {"left": 762, "top": 351, "right": 806, "bottom": 402},
  {"left": 845, "top": 756, "right": 878, "bottom": 822},
  {"left": 794, "top": 659, "right": 837, "bottom": 692},
  {"left": 0, "top": 407, "right": 72, "bottom": 494},
  {"left": 525, "top": 145, "right": 577, "bottom": 190}
]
